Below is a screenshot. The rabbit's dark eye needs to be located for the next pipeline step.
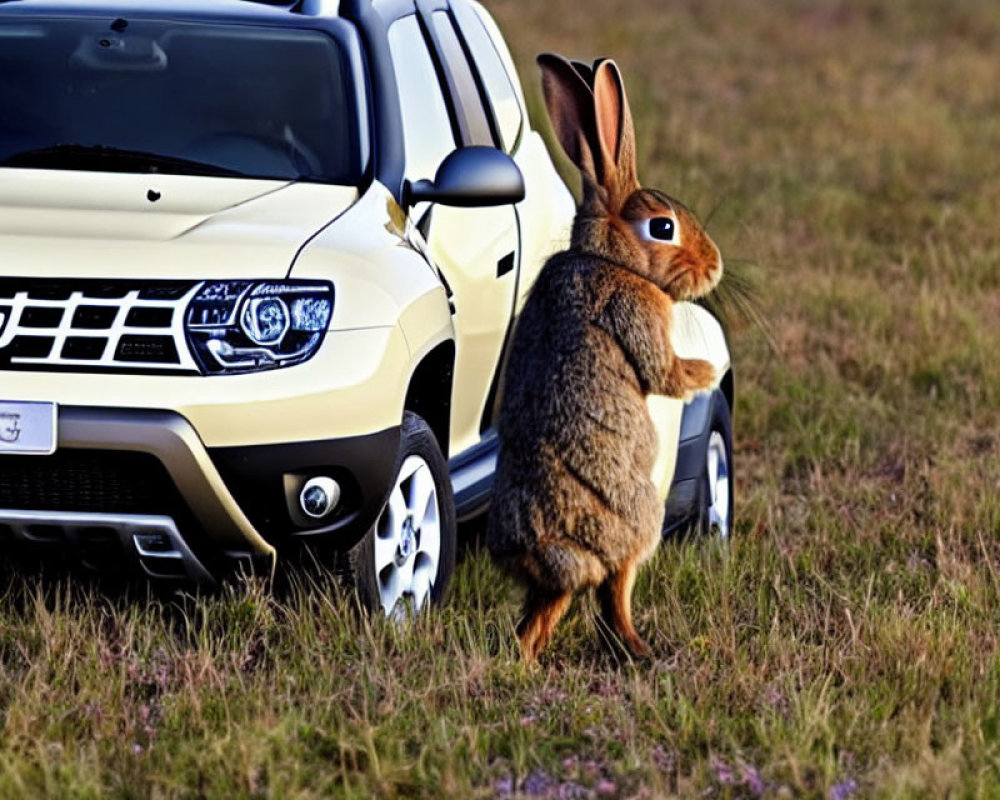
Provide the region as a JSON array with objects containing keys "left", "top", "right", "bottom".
[{"left": 649, "top": 217, "right": 676, "bottom": 242}]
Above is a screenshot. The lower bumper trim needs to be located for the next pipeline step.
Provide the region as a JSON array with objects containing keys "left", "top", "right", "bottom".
[{"left": 0, "top": 508, "right": 214, "bottom": 584}]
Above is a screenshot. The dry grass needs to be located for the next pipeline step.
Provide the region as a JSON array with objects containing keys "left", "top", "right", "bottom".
[{"left": 3, "top": 0, "right": 1000, "bottom": 796}]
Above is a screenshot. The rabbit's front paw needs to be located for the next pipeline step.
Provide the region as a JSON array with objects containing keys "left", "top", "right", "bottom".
[{"left": 680, "top": 358, "right": 716, "bottom": 400}]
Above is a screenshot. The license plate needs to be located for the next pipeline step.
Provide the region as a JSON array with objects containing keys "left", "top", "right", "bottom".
[{"left": 0, "top": 400, "right": 57, "bottom": 455}]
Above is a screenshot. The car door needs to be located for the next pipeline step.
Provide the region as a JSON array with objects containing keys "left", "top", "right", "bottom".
[
  {"left": 450, "top": 0, "right": 575, "bottom": 314},
  {"left": 387, "top": 12, "right": 520, "bottom": 459}
]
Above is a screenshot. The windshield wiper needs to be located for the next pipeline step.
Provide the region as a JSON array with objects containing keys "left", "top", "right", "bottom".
[{"left": 1, "top": 144, "right": 249, "bottom": 178}]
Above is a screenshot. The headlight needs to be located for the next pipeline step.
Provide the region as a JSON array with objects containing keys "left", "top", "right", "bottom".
[
  {"left": 185, "top": 281, "right": 333, "bottom": 375},
  {"left": 241, "top": 296, "right": 290, "bottom": 345}
]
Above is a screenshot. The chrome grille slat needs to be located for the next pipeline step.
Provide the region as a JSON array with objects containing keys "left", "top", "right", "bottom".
[{"left": 0, "top": 282, "right": 203, "bottom": 371}]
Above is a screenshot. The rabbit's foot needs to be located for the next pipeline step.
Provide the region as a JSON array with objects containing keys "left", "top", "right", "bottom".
[
  {"left": 595, "top": 615, "right": 653, "bottom": 665},
  {"left": 517, "top": 589, "right": 573, "bottom": 663},
  {"left": 596, "top": 611, "right": 654, "bottom": 661},
  {"left": 624, "top": 632, "right": 653, "bottom": 660},
  {"left": 596, "top": 559, "right": 653, "bottom": 660}
]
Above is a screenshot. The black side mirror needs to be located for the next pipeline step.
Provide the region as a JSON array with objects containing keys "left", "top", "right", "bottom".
[{"left": 404, "top": 146, "right": 525, "bottom": 208}]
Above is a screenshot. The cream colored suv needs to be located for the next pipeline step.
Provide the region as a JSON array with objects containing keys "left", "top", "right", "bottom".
[{"left": 0, "top": 0, "right": 732, "bottom": 615}]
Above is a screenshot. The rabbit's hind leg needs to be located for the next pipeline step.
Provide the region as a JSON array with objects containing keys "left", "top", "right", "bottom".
[
  {"left": 596, "top": 557, "right": 652, "bottom": 659},
  {"left": 517, "top": 587, "right": 573, "bottom": 663}
]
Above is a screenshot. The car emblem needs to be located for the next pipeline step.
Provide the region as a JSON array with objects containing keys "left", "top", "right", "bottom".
[{"left": 0, "top": 413, "right": 22, "bottom": 443}]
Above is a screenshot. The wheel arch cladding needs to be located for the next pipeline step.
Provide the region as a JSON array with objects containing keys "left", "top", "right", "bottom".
[
  {"left": 720, "top": 368, "right": 734, "bottom": 418},
  {"left": 404, "top": 340, "right": 455, "bottom": 457}
]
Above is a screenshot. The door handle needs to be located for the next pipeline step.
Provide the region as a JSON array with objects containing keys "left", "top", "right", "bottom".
[{"left": 497, "top": 251, "right": 515, "bottom": 278}]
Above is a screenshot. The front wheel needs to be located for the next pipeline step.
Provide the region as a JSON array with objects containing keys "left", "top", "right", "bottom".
[{"left": 343, "top": 412, "right": 456, "bottom": 617}]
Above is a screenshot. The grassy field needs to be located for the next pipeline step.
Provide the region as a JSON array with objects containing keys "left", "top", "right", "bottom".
[{"left": 3, "top": 0, "right": 1000, "bottom": 796}]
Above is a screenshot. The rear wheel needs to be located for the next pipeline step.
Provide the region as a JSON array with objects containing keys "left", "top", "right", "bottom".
[
  {"left": 343, "top": 412, "right": 456, "bottom": 617},
  {"left": 699, "top": 393, "right": 733, "bottom": 539}
]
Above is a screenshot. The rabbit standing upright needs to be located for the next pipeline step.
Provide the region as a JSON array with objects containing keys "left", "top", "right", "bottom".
[{"left": 487, "top": 54, "right": 724, "bottom": 662}]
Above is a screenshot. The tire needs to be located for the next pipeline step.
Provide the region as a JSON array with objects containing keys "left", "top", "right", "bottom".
[
  {"left": 698, "top": 392, "right": 734, "bottom": 539},
  {"left": 342, "top": 412, "right": 456, "bottom": 617}
]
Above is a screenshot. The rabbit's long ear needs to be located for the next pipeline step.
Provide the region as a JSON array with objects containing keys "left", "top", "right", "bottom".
[
  {"left": 570, "top": 59, "right": 595, "bottom": 87},
  {"left": 592, "top": 59, "right": 639, "bottom": 207},
  {"left": 537, "top": 52, "right": 602, "bottom": 186}
]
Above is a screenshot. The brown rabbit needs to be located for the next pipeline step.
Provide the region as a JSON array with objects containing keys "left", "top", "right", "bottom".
[{"left": 487, "top": 54, "right": 724, "bottom": 662}]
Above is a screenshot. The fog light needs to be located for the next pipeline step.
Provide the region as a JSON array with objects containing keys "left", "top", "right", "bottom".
[{"left": 300, "top": 476, "right": 341, "bottom": 519}]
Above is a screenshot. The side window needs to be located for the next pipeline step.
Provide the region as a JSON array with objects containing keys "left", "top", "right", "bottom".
[
  {"left": 430, "top": 11, "right": 493, "bottom": 147},
  {"left": 387, "top": 15, "right": 456, "bottom": 181},
  {"left": 454, "top": 5, "right": 522, "bottom": 153}
]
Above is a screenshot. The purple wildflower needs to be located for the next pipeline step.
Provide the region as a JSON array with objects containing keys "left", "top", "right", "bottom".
[{"left": 830, "top": 779, "right": 859, "bottom": 800}]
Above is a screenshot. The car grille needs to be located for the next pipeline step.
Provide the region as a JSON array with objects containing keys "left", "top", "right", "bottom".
[
  {"left": 0, "top": 448, "right": 221, "bottom": 580},
  {"left": 0, "top": 449, "right": 186, "bottom": 515},
  {"left": 0, "top": 280, "right": 201, "bottom": 373}
]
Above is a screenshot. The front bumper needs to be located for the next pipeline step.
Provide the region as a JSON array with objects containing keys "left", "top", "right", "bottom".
[{"left": 0, "top": 407, "right": 402, "bottom": 583}]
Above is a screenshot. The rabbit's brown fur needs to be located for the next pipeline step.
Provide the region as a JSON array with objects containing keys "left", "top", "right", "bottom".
[{"left": 487, "top": 54, "right": 724, "bottom": 662}]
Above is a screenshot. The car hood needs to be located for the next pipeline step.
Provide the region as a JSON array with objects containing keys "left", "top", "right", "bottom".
[{"left": 0, "top": 169, "right": 357, "bottom": 279}]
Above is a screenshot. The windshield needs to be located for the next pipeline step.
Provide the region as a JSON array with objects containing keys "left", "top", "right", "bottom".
[{"left": 0, "top": 17, "right": 363, "bottom": 183}]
